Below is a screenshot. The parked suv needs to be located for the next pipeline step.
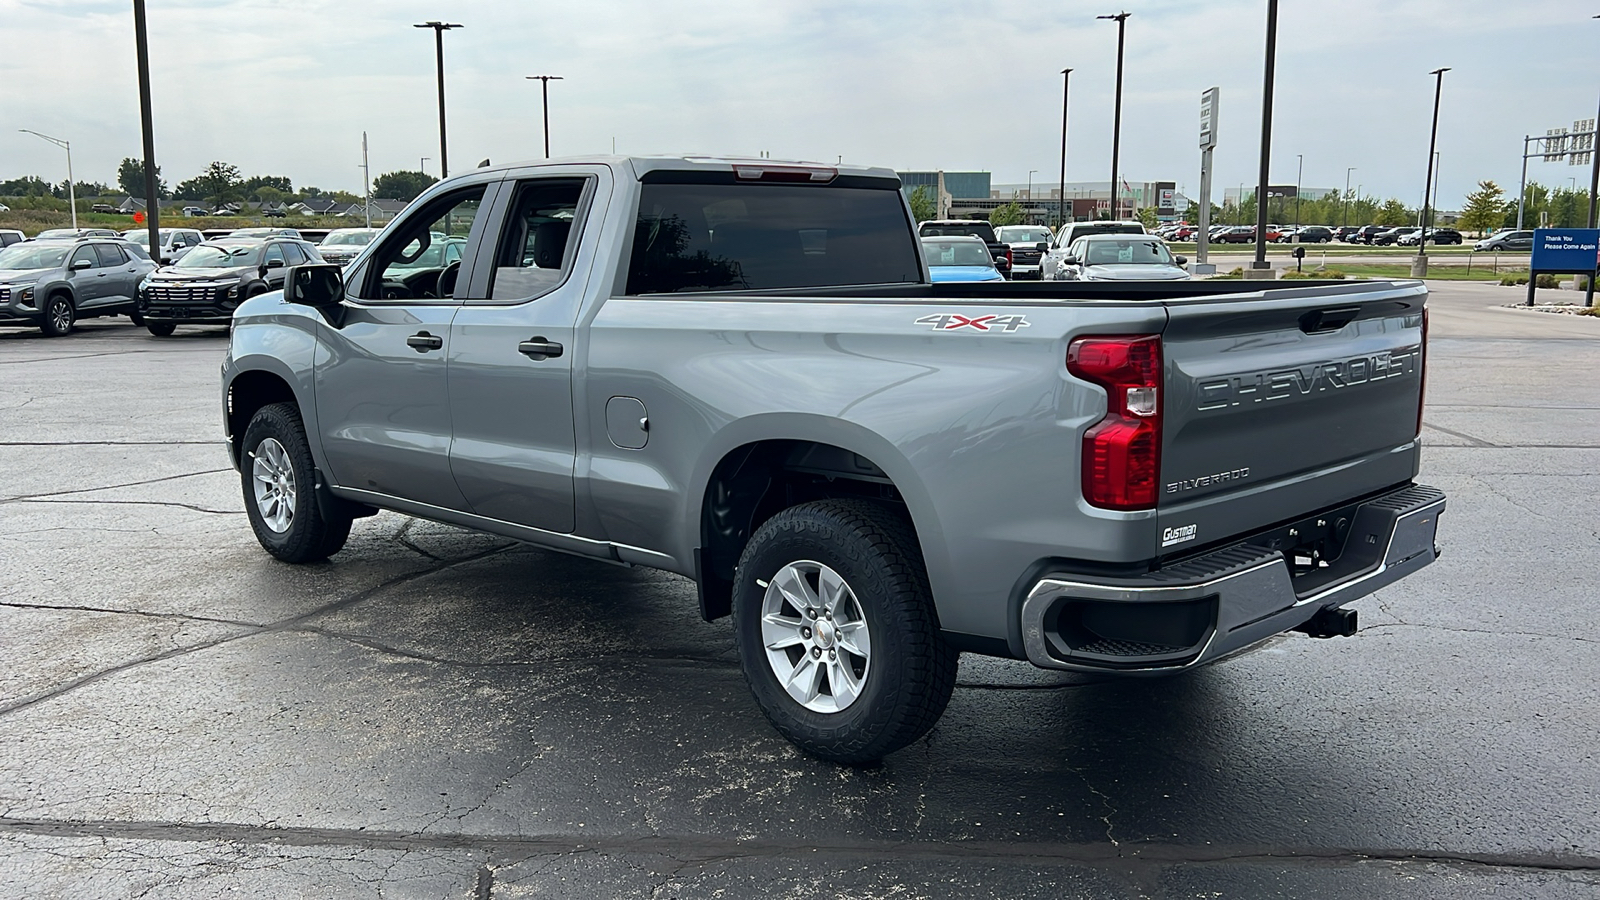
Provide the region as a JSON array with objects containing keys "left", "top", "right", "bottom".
[
  {"left": 1041, "top": 220, "right": 1147, "bottom": 280},
  {"left": 1474, "top": 230, "right": 1534, "bottom": 252},
  {"left": 1371, "top": 227, "right": 1419, "bottom": 246},
  {"left": 122, "top": 227, "right": 206, "bottom": 264},
  {"left": 137, "top": 237, "right": 323, "bottom": 336},
  {"left": 1398, "top": 228, "right": 1462, "bottom": 247},
  {"left": 315, "top": 227, "right": 382, "bottom": 266},
  {"left": 992, "top": 225, "right": 1053, "bottom": 279},
  {"left": 0, "top": 238, "right": 156, "bottom": 335},
  {"left": 1289, "top": 225, "right": 1334, "bottom": 243}
]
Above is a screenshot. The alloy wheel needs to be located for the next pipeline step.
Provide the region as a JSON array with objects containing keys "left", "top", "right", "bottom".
[
  {"left": 250, "top": 437, "right": 296, "bottom": 534},
  {"left": 760, "top": 560, "right": 872, "bottom": 713}
]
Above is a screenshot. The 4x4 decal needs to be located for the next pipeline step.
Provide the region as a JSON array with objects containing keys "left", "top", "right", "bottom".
[{"left": 914, "top": 313, "right": 1030, "bottom": 333}]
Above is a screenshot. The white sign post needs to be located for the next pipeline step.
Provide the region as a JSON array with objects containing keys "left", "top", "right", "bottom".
[{"left": 1195, "top": 87, "right": 1220, "bottom": 274}]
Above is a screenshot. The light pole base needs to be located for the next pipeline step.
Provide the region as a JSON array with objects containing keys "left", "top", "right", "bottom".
[
  {"left": 1241, "top": 263, "right": 1277, "bottom": 280},
  {"left": 1411, "top": 255, "right": 1429, "bottom": 278}
]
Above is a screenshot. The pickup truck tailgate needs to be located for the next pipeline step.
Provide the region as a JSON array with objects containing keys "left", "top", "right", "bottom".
[{"left": 1157, "top": 281, "right": 1427, "bottom": 557}]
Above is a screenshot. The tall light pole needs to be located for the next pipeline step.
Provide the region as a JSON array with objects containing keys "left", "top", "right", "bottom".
[
  {"left": 132, "top": 0, "right": 160, "bottom": 253},
  {"left": 420, "top": 157, "right": 429, "bottom": 175},
  {"left": 1414, "top": 67, "right": 1450, "bottom": 276},
  {"left": 414, "top": 21, "right": 462, "bottom": 178},
  {"left": 1344, "top": 166, "right": 1356, "bottom": 228},
  {"left": 1295, "top": 153, "right": 1303, "bottom": 232},
  {"left": 1058, "top": 68, "right": 1072, "bottom": 230},
  {"left": 1026, "top": 169, "right": 1037, "bottom": 221},
  {"left": 20, "top": 130, "right": 77, "bottom": 231},
  {"left": 1590, "top": 15, "right": 1600, "bottom": 230},
  {"left": 1098, "top": 12, "right": 1130, "bottom": 220},
  {"left": 526, "top": 75, "right": 564, "bottom": 159},
  {"left": 1252, "top": 0, "right": 1280, "bottom": 272}
]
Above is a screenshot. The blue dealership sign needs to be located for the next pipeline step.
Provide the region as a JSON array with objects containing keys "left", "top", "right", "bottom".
[{"left": 1531, "top": 228, "right": 1600, "bottom": 273}]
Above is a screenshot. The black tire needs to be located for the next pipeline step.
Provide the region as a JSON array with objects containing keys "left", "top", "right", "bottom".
[
  {"left": 240, "top": 402, "right": 351, "bottom": 563},
  {"left": 40, "top": 293, "right": 74, "bottom": 337},
  {"left": 146, "top": 322, "right": 176, "bottom": 337},
  {"left": 129, "top": 310, "right": 145, "bottom": 326},
  {"left": 732, "top": 499, "right": 957, "bottom": 765}
]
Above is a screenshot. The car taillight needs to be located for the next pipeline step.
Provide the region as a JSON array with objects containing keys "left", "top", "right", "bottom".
[
  {"left": 1416, "top": 307, "right": 1429, "bottom": 437},
  {"left": 1067, "top": 335, "right": 1162, "bottom": 510},
  {"left": 1006, "top": 247, "right": 1015, "bottom": 266}
]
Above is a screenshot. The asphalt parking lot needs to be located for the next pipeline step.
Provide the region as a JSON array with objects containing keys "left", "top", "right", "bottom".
[{"left": 1, "top": 282, "right": 1598, "bottom": 899}]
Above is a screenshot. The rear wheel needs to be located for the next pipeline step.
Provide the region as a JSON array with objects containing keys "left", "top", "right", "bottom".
[
  {"left": 41, "top": 294, "right": 74, "bottom": 337},
  {"left": 733, "top": 500, "right": 957, "bottom": 765},
  {"left": 241, "top": 402, "right": 351, "bottom": 563},
  {"left": 146, "top": 322, "right": 176, "bottom": 337}
]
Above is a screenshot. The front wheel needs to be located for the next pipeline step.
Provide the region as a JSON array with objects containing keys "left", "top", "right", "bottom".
[
  {"left": 733, "top": 499, "right": 958, "bottom": 765},
  {"left": 146, "top": 322, "right": 176, "bottom": 337},
  {"left": 41, "top": 295, "right": 74, "bottom": 337},
  {"left": 240, "top": 402, "right": 351, "bottom": 563}
]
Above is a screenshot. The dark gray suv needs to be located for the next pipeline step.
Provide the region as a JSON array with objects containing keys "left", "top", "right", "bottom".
[
  {"left": 0, "top": 239, "right": 156, "bottom": 336},
  {"left": 137, "top": 237, "right": 323, "bottom": 336}
]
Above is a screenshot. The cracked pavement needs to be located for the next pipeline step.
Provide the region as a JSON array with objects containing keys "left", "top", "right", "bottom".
[{"left": 1, "top": 287, "right": 1598, "bottom": 899}]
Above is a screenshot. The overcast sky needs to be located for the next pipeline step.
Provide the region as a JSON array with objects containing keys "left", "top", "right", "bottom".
[{"left": 2, "top": 0, "right": 1595, "bottom": 206}]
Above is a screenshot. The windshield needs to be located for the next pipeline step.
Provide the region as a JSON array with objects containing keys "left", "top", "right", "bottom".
[
  {"left": 0, "top": 244, "right": 70, "bottom": 271},
  {"left": 921, "top": 239, "right": 995, "bottom": 267},
  {"left": 321, "top": 231, "right": 377, "bottom": 247},
  {"left": 122, "top": 230, "right": 174, "bottom": 247},
  {"left": 1076, "top": 238, "right": 1176, "bottom": 266},
  {"left": 35, "top": 229, "right": 81, "bottom": 240},
  {"left": 175, "top": 244, "right": 261, "bottom": 269},
  {"left": 995, "top": 226, "right": 1052, "bottom": 243}
]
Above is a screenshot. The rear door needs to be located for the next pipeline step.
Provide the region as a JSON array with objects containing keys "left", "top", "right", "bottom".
[
  {"left": 1156, "top": 281, "right": 1427, "bottom": 557},
  {"left": 446, "top": 170, "right": 602, "bottom": 534}
]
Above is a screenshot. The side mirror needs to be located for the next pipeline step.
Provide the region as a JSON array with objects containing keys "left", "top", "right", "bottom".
[
  {"left": 1061, "top": 255, "right": 1078, "bottom": 266},
  {"left": 284, "top": 264, "right": 345, "bottom": 309},
  {"left": 265, "top": 258, "right": 285, "bottom": 269},
  {"left": 1035, "top": 242, "right": 1049, "bottom": 251},
  {"left": 1175, "top": 255, "right": 1188, "bottom": 266},
  {"left": 159, "top": 256, "right": 173, "bottom": 266},
  {"left": 71, "top": 258, "right": 92, "bottom": 271}
]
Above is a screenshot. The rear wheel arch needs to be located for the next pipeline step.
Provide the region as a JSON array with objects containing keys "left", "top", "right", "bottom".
[{"left": 694, "top": 435, "right": 940, "bottom": 623}]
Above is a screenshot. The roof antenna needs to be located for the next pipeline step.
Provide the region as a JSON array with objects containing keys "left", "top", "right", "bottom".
[{"left": 477, "top": 158, "right": 490, "bottom": 168}]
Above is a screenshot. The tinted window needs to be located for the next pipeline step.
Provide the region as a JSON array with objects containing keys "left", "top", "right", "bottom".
[
  {"left": 488, "top": 178, "right": 586, "bottom": 302},
  {"left": 263, "top": 244, "right": 286, "bottom": 266},
  {"left": 281, "top": 243, "right": 307, "bottom": 266},
  {"left": 920, "top": 222, "right": 997, "bottom": 241},
  {"left": 627, "top": 183, "right": 920, "bottom": 294},
  {"left": 94, "top": 244, "right": 126, "bottom": 266},
  {"left": 70, "top": 247, "right": 98, "bottom": 268},
  {"left": 921, "top": 239, "right": 993, "bottom": 267}
]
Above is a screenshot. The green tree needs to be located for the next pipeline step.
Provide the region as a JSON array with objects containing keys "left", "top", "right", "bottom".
[
  {"left": 989, "top": 200, "right": 1024, "bottom": 227},
  {"left": 1458, "top": 180, "right": 1506, "bottom": 235},
  {"left": 372, "top": 170, "right": 438, "bottom": 202},
  {"left": 252, "top": 186, "right": 287, "bottom": 206},
  {"left": 241, "top": 175, "right": 293, "bottom": 196},
  {"left": 0, "top": 175, "right": 54, "bottom": 196},
  {"left": 1374, "top": 199, "right": 1411, "bottom": 226},
  {"left": 116, "top": 157, "right": 167, "bottom": 199},
  {"left": 1136, "top": 206, "right": 1159, "bottom": 229},
  {"left": 177, "top": 162, "right": 243, "bottom": 207},
  {"left": 906, "top": 185, "right": 936, "bottom": 222}
]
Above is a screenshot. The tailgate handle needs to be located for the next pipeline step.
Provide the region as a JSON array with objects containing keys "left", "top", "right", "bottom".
[{"left": 1299, "top": 306, "right": 1361, "bottom": 334}]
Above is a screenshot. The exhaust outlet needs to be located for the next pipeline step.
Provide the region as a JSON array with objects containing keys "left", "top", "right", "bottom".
[{"left": 1296, "top": 606, "right": 1358, "bottom": 639}]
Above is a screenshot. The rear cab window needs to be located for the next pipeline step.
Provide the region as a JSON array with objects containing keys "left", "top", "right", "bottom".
[{"left": 626, "top": 175, "right": 921, "bottom": 294}]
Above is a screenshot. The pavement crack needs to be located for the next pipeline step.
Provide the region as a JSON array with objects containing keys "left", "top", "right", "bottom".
[
  {"left": 0, "top": 468, "right": 233, "bottom": 505},
  {"left": 15, "top": 498, "right": 241, "bottom": 515},
  {"left": 0, "top": 601, "right": 258, "bottom": 628},
  {"left": 1468, "top": 474, "right": 1558, "bottom": 521},
  {"left": 3, "top": 817, "right": 1598, "bottom": 875},
  {"left": 473, "top": 863, "right": 494, "bottom": 900},
  {"left": 1364, "top": 621, "right": 1600, "bottom": 646},
  {"left": 0, "top": 542, "right": 514, "bottom": 719},
  {"left": 1421, "top": 422, "right": 1498, "bottom": 447}
]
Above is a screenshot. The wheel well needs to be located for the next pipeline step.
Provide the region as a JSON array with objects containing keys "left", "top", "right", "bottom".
[
  {"left": 227, "top": 370, "right": 298, "bottom": 466},
  {"left": 697, "top": 440, "right": 907, "bottom": 621}
]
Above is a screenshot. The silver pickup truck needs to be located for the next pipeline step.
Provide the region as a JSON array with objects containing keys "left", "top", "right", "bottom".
[{"left": 222, "top": 155, "right": 1444, "bottom": 764}]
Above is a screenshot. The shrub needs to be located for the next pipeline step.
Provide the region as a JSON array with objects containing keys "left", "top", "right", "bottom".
[
  {"left": 1535, "top": 273, "right": 1560, "bottom": 289},
  {"left": 1500, "top": 273, "right": 1529, "bottom": 286}
]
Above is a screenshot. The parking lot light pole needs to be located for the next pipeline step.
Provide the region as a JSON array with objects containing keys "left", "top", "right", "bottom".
[
  {"left": 1295, "top": 153, "right": 1303, "bottom": 233},
  {"left": 132, "top": 0, "right": 160, "bottom": 254},
  {"left": 414, "top": 21, "right": 462, "bottom": 178},
  {"left": 20, "top": 130, "right": 76, "bottom": 231},
  {"left": 1344, "top": 167, "right": 1355, "bottom": 228},
  {"left": 1589, "top": 16, "right": 1600, "bottom": 229},
  {"left": 1251, "top": 0, "right": 1279, "bottom": 272},
  {"left": 526, "top": 75, "right": 564, "bottom": 159},
  {"left": 1058, "top": 68, "right": 1072, "bottom": 229},
  {"left": 1414, "top": 67, "right": 1450, "bottom": 277},
  {"left": 420, "top": 157, "right": 429, "bottom": 175},
  {"left": 1098, "top": 12, "right": 1130, "bottom": 219}
]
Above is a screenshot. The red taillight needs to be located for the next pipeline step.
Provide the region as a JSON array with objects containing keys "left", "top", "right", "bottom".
[
  {"left": 1067, "top": 335, "right": 1162, "bottom": 510},
  {"left": 1006, "top": 247, "right": 1015, "bottom": 266}
]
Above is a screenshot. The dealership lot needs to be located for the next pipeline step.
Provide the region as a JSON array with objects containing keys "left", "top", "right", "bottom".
[{"left": 1, "top": 283, "right": 1598, "bottom": 898}]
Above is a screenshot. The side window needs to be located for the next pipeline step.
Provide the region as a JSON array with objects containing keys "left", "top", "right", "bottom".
[
  {"left": 281, "top": 243, "right": 307, "bottom": 266},
  {"left": 70, "top": 246, "right": 98, "bottom": 269},
  {"left": 485, "top": 178, "right": 587, "bottom": 302},
  {"left": 263, "top": 244, "right": 286, "bottom": 267},
  {"left": 95, "top": 244, "right": 127, "bottom": 266},
  {"left": 363, "top": 186, "right": 485, "bottom": 301}
]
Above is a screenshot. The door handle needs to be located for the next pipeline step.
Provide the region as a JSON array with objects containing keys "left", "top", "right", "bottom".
[
  {"left": 406, "top": 331, "right": 444, "bottom": 352},
  {"left": 518, "top": 338, "right": 564, "bottom": 360}
]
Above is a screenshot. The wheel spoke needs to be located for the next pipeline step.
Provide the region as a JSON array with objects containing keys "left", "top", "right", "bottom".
[
  {"left": 773, "top": 564, "right": 816, "bottom": 614},
  {"left": 828, "top": 656, "right": 862, "bottom": 706},
  {"left": 761, "top": 612, "right": 806, "bottom": 650},
  {"left": 785, "top": 656, "right": 824, "bottom": 703},
  {"left": 836, "top": 621, "right": 870, "bottom": 659},
  {"left": 818, "top": 566, "right": 847, "bottom": 614}
]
